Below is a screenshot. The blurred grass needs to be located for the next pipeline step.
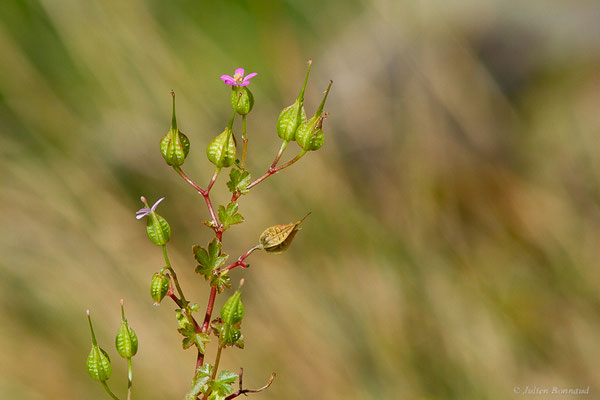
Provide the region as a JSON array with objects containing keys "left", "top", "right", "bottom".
[{"left": 1, "top": 0, "right": 600, "bottom": 399}]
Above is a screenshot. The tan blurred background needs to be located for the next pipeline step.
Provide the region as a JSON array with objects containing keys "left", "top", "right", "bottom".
[{"left": 2, "top": 0, "right": 600, "bottom": 399}]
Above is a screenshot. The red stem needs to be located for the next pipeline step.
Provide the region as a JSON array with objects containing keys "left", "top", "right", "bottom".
[
  {"left": 231, "top": 150, "right": 306, "bottom": 202},
  {"left": 220, "top": 246, "right": 260, "bottom": 272},
  {"left": 201, "top": 287, "right": 217, "bottom": 334},
  {"left": 174, "top": 166, "right": 221, "bottom": 235}
]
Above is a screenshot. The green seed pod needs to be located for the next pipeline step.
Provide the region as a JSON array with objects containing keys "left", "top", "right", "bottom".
[
  {"left": 277, "top": 60, "right": 312, "bottom": 142},
  {"left": 146, "top": 212, "right": 171, "bottom": 246},
  {"left": 115, "top": 299, "right": 138, "bottom": 358},
  {"left": 220, "top": 286, "right": 244, "bottom": 325},
  {"left": 87, "top": 346, "right": 112, "bottom": 382},
  {"left": 259, "top": 213, "right": 310, "bottom": 253},
  {"left": 160, "top": 91, "right": 190, "bottom": 166},
  {"left": 231, "top": 86, "right": 254, "bottom": 115},
  {"left": 150, "top": 272, "right": 170, "bottom": 305},
  {"left": 207, "top": 127, "right": 236, "bottom": 168},
  {"left": 296, "top": 81, "right": 332, "bottom": 152},
  {"left": 86, "top": 310, "right": 112, "bottom": 382}
]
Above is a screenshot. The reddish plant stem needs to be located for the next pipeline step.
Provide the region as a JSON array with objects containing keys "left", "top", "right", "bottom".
[
  {"left": 201, "top": 287, "right": 217, "bottom": 334},
  {"left": 231, "top": 150, "right": 306, "bottom": 202},
  {"left": 173, "top": 166, "right": 221, "bottom": 235},
  {"left": 223, "top": 373, "right": 276, "bottom": 400},
  {"left": 220, "top": 246, "right": 260, "bottom": 273}
]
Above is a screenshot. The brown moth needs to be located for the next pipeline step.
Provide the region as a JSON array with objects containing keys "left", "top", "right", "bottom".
[{"left": 259, "top": 213, "right": 311, "bottom": 253}]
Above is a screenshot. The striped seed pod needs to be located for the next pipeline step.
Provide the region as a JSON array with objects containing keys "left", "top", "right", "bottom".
[
  {"left": 160, "top": 91, "right": 190, "bottom": 166},
  {"left": 276, "top": 60, "right": 312, "bottom": 142},
  {"left": 296, "top": 80, "right": 332, "bottom": 152},
  {"left": 258, "top": 213, "right": 310, "bottom": 253},
  {"left": 206, "top": 126, "right": 236, "bottom": 168},
  {"left": 150, "top": 272, "right": 170, "bottom": 305},
  {"left": 86, "top": 310, "right": 112, "bottom": 382},
  {"left": 115, "top": 299, "right": 138, "bottom": 358},
  {"left": 231, "top": 86, "right": 254, "bottom": 115}
]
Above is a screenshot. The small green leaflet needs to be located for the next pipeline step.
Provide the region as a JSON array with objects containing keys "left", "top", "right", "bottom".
[
  {"left": 193, "top": 238, "right": 228, "bottom": 279},
  {"left": 218, "top": 202, "right": 244, "bottom": 230},
  {"left": 210, "top": 272, "right": 231, "bottom": 293},
  {"left": 226, "top": 169, "right": 251, "bottom": 194},
  {"left": 185, "top": 364, "right": 212, "bottom": 400},
  {"left": 176, "top": 309, "right": 210, "bottom": 353},
  {"left": 207, "top": 370, "right": 238, "bottom": 399}
]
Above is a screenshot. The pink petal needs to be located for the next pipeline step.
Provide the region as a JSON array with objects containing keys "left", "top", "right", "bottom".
[
  {"left": 151, "top": 197, "right": 165, "bottom": 211},
  {"left": 234, "top": 67, "right": 245, "bottom": 76},
  {"left": 243, "top": 72, "right": 257, "bottom": 82},
  {"left": 220, "top": 75, "right": 236, "bottom": 84},
  {"left": 240, "top": 81, "right": 250, "bottom": 86}
]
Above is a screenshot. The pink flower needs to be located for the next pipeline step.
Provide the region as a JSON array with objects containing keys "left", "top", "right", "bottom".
[
  {"left": 220, "top": 68, "right": 258, "bottom": 86},
  {"left": 136, "top": 196, "right": 165, "bottom": 219}
]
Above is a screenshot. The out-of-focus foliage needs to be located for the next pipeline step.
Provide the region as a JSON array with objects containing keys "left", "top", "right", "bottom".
[{"left": 1, "top": 0, "right": 600, "bottom": 399}]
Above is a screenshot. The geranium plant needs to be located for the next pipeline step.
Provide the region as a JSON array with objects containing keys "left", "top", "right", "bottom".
[{"left": 85, "top": 60, "right": 332, "bottom": 400}]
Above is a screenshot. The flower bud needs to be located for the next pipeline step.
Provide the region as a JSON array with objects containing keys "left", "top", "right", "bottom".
[
  {"left": 150, "top": 272, "right": 170, "bottom": 305},
  {"left": 160, "top": 91, "right": 190, "bottom": 166},
  {"left": 115, "top": 299, "right": 138, "bottom": 358},
  {"left": 86, "top": 310, "right": 112, "bottom": 382},
  {"left": 231, "top": 86, "right": 254, "bottom": 115},
  {"left": 207, "top": 126, "right": 236, "bottom": 168},
  {"left": 296, "top": 81, "right": 332, "bottom": 152},
  {"left": 277, "top": 60, "right": 312, "bottom": 142}
]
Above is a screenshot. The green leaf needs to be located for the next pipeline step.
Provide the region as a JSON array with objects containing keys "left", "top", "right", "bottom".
[
  {"left": 185, "top": 364, "right": 212, "bottom": 400},
  {"left": 218, "top": 202, "right": 245, "bottom": 230},
  {"left": 176, "top": 310, "right": 210, "bottom": 353},
  {"left": 207, "top": 370, "right": 238, "bottom": 399},
  {"left": 193, "top": 239, "right": 228, "bottom": 279},
  {"left": 220, "top": 289, "right": 244, "bottom": 325},
  {"left": 189, "top": 303, "right": 200, "bottom": 312},
  {"left": 182, "top": 332, "right": 210, "bottom": 353},
  {"left": 226, "top": 169, "right": 251, "bottom": 194},
  {"left": 210, "top": 272, "right": 231, "bottom": 294}
]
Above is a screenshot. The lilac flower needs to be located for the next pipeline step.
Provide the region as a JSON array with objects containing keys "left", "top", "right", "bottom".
[
  {"left": 136, "top": 196, "right": 165, "bottom": 219},
  {"left": 220, "top": 68, "right": 258, "bottom": 86}
]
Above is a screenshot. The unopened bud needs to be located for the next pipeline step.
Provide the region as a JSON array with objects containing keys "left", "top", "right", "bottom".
[{"left": 160, "top": 91, "right": 190, "bottom": 166}]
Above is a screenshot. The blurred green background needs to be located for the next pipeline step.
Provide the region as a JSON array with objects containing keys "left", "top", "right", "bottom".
[{"left": 2, "top": 0, "right": 600, "bottom": 399}]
